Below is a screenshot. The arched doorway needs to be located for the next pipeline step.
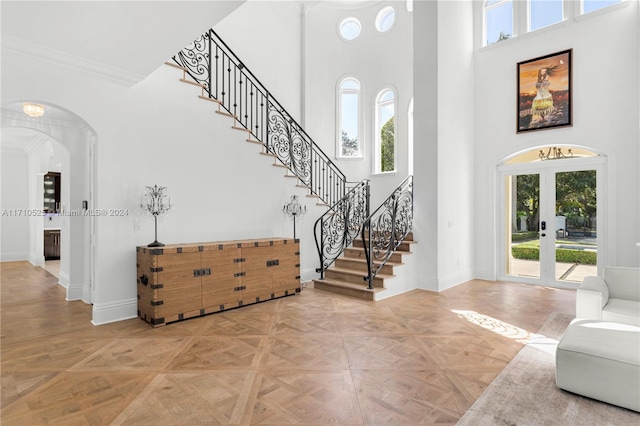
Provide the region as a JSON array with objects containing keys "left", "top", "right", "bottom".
[
  {"left": 497, "top": 145, "right": 606, "bottom": 289},
  {"left": 1, "top": 101, "right": 97, "bottom": 303}
]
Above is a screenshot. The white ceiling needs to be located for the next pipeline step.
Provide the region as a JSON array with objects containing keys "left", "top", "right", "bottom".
[{"left": 1, "top": 1, "right": 245, "bottom": 86}]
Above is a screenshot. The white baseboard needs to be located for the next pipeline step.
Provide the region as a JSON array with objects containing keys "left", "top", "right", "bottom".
[
  {"left": 417, "top": 276, "right": 440, "bottom": 291},
  {"left": 1, "top": 251, "right": 28, "bottom": 262},
  {"left": 58, "top": 271, "right": 70, "bottom": 287},
  {"left": 437, "top": 269, "right": 474, "bottom": 291},
  {"left": 66, "top": 282, "right": 84, "bottom": 301},
  {"left": 29, "top": 253, "right": 45, "bottom": 266},
  {"left": 300, "top": 267, "right": 319, "bottom": 283},
  {"left": 91, "top": 298, "right": 138, "bottom": 326},
  {"left": 474, "top": 267, "right": 496, "bottom": 281}
]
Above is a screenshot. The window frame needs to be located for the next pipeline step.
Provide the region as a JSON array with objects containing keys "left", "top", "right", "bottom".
[
  {"left": 375, "top": 5, "right": 396, "bottom": 34},
  {"left": 483, "top": 0, "right": 514, "bottom": 46},
  {"left": 338, "top": 17, "right": 362, "bottom": 42},
  {"left": 482, "top": 0, "right": 626, "bottom": 47},
  {"left": 528, "top": 0, "right": 566, "bottom": 32},
  {"left": 373, "top": 88, "right": 397, "bottom": 174},
  {"left": 336, "top": 77, "right": 363, "bottom": 160}
]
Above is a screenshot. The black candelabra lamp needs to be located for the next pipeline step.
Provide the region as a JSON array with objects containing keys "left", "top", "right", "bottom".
[
  {"left": 283, "top": 195, "right": 306, "bottom": 239},
  {"left": 141, "top": 185, "right": 171, "bottom": 247}
]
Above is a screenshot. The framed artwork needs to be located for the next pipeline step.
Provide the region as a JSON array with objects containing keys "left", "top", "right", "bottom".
[{"left": 517, "top": 49, "right": 572, "bottom": 133}]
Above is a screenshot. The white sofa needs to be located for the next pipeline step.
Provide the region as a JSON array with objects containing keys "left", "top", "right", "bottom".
[
  {"left": 556, "top": 318, "right": 640, "bottom": 412},
  {"left": 557, "top": 266, "right": 640, "bottom": 411},
  {"left": 575, "top": 267, "right": 640, "bottom": 326}
]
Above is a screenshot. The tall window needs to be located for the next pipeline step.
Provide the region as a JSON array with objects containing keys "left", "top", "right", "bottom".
[
  {"left": 337, "top": 78, "right": 361, "bottom": 158},
  {"left": 529, "top": 0, "right": 563, "bottom": 31},
  {"left": 485, "top": 0, "right": 513, "bottom": 45},
  {"left": 408, "top": 98, "right": 414, "bottom": 176},
  {"left": 375, "top": 89, "right": 395, "bottom": 173}
]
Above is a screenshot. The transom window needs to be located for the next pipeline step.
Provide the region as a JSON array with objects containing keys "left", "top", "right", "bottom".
[
  {"left": 484, "top": 0, "right": 623, "bottom": 46},
  {"left": 529, "top": 0, "right": 564, "bottom": 31},
  {"left": 583, "top": 0, "right": 621, "bottom": 14},
  {"left": 485, "top": 0, "right": 513, "bottom": 45},
  {"left": 502, "top": 146, "right": 600, "bottom": 165},
  {"left": 337, "top": 78, "right": 362, "bottom": 158}
]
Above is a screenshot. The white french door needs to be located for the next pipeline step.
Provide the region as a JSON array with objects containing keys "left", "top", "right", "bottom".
[{"left": 498, "top": 157, "right": 605, "bottom": 288}]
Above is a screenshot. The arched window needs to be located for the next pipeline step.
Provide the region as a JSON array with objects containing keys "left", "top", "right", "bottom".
[
  {"left": 337, "top": 78, "right": 361, "bottom": 158},
  {"left": 529, "top": 0, "right": 564, "bottom": 31},
  {"left": 375, "top": 89, "right": 396, "bottom": 173},
  {"left": 484, "top": 0, "right": 513, "bottom": 45},
  {"left": 375, "top": 6, "right": 396, "bottom": 33},
  {"left": 406, "top": 0, "right": 413, "bottom": 13}
]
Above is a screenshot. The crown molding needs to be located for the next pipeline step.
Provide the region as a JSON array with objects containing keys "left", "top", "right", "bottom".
[{"left": 2, "top": 35, "right": 147, "bottom": 87}]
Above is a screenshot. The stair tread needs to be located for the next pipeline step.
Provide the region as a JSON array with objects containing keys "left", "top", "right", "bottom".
[
  {"left": 198, "top": 95, "right": 222, "bottom": 104},
  {"left": 346, "top": 246, "right": 414, "bottom": 255},
  {"left": 215, "top": 110, "right": 236, "bottom": 118},
  {"left": 313, "top": 279, "right": 385, "bottom": 292},
  {"left": 360, "top": 237, "right": 418, "bottom": 244},
  {"left": 179, "top": 78, "right": 206, "bottom": 88},
  {"left": 337, "top": 257, "right": 404, "bottom": 267},
  {"left": 164, "top": 61, "right": 187, "bottom": 70},
  {"left": 327, "top": 266, "right": 394, "bottom": 279}
]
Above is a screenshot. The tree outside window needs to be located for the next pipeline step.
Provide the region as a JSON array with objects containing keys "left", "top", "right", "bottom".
[
  {"left": 338, "top": 78, "right": 361, "bottom": 158},
  {"left": 376, "top": 89, "right": 395, "bottom": 173}
]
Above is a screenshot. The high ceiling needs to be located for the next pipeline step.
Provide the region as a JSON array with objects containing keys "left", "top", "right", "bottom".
[{"left": 1, "top": 1, "right": 245, "bottom": 86}]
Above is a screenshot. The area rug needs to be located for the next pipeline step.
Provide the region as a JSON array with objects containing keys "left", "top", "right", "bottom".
[{"left": 457, "top": 312, "right": 640, "bottom": 425}]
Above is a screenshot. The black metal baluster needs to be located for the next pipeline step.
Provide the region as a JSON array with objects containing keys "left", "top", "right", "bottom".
[
  {"left": 214, "top": 43, "right": 219, "bottom": 99},
  {"left": 265, "top": 92, "right": 270, "bottom": 152},
  {"left": 207, "top": 30, "right": 212, "bottom": 98}
]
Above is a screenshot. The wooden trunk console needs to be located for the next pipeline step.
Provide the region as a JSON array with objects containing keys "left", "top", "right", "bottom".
[{"left": 137, "top": 238, "right": 300, "bottom": 327}]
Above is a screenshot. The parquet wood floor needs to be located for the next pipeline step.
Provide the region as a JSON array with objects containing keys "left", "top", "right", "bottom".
[{"left": 1, "top": 261, "right": 575, "bottom": 425}]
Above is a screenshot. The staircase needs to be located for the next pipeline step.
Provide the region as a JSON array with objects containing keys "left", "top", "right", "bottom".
[
  {"left": 166, "top": 28, "right": 415, "bottom": 301},
  {"left": 313, "top": 232, "right": 415, "bottom": 300}
]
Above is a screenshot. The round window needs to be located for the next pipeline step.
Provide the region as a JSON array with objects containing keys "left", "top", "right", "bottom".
[
  {"left": 339, "top": 17, "right": 362, "bottom": 41},
  {"left": 375, "top": 6, "right": 396, "bottom": 33}
]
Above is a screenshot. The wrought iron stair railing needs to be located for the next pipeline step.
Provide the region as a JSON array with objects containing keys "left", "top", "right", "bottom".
[
  {"left": 314, "top": 180, "right": 370, "bottom": 278},
  {"left": 361, "top": 175, "right": 414, "bottom": 289},
  {"left": 171, "top": 28, "right": 346, "bottom": 207}
]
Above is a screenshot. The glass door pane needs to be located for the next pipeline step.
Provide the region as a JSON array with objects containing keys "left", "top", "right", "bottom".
[
  {"left": 554, "top": 170, "right": 598, "bottom": 283},
  {"left": 506, "top": 173, "right": 541, "bottom": 279}
]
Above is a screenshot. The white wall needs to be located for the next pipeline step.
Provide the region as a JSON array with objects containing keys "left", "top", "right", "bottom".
[
  {"left": 436, "top": 1, "right": 475, "bottom": 290},
  {"left": 0, "top": 148, "right": 29, "bottom": 261},
  {"left": 413, "top": 0, "right": 439, "bottom": 290},
  {"left": 304, "top": 1, "right": 414, "bottom": 206},
  {"left": 412, "top": 0, "right": 476, "bottom": 291},
  {"left": 215, "top": 1, "right": 304, "bottom": 121},
  {"left": 2, "top": 34, "right": 324, "bottom": 323},
  {"left": 473, "top": 1, "right": 640, "bottom": 278}
]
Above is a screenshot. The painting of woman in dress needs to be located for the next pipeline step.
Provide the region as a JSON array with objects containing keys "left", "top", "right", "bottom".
[{"left": 517, "top": 50, "right": 572, "bottom": 133}]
